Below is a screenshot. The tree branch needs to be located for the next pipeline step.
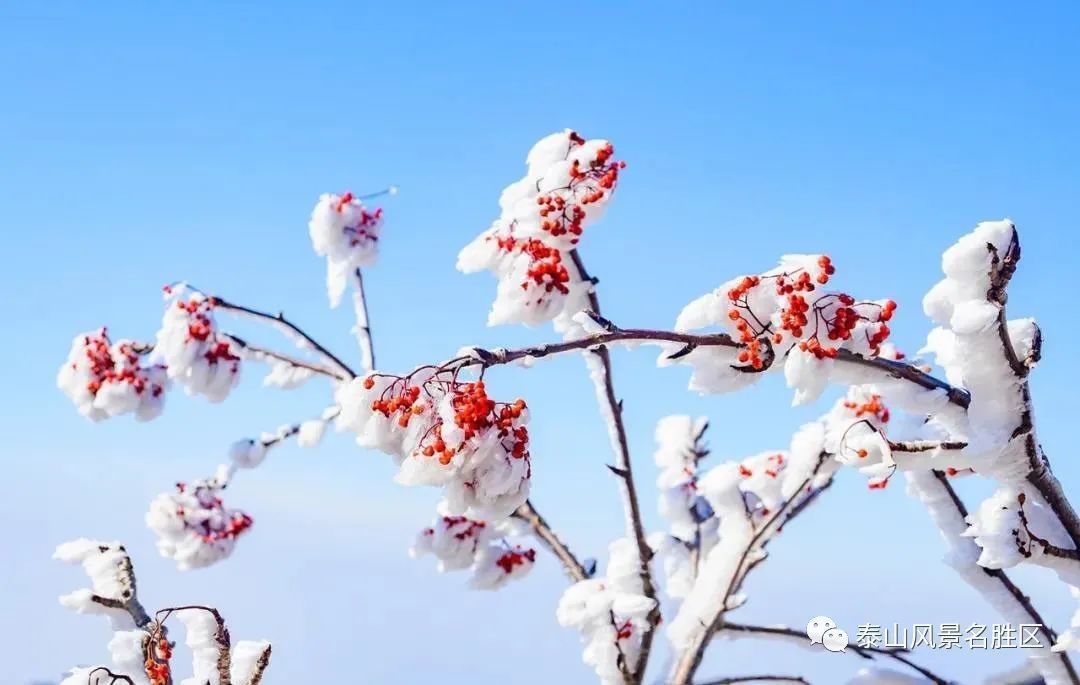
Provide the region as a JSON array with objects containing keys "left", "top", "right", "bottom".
[
  {"left": 568, "top": 249, "right": 659, "bottom": 684},
  {"left": 207, "top": 293, "right": 357, "bottom": 379},
  {"left": 350, "top": 267, "right": 376, "bottom": 373},
  {"left": 928, "top": 470, "right": 1078, "bottom": 683},
  {"left": 513, "top": 499, "right": 590, "bottom": 582},
  {"left": 669, "top": 453, "right": 833, "bottom": 684},
  {"left": 695, "top": 676, "right": 810, "bottom": 685},
  {"left": 223, "top": 334, "right": 347, "bottom": 380},
  {"left": 982, "top": 230, "right": 1080, "bottom": 552},
  {"left": 718, "top": 623, "right": 949, "bottom": 684}
]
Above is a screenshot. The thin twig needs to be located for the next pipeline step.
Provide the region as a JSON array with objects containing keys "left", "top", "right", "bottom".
[
  {"left": 719, "top": 623, "right": 950, "bottom": 685},
  {"left": 513, "top": 500, "right": 589, "bottom": 582},
  {"left": 569, "top": 249, "right": 659, "bottom": 684},
  {"left": 695, "top": 676, "right": 810, "bottom": 685},
  {"left": 208, "top": 294, "right": 357, "bottom": 379},
  {"left": 224, "top": 334, "right": 346, "bottom": 380},
  {"left": 350, "top": 267, "right": 376, "bottom": 372}
]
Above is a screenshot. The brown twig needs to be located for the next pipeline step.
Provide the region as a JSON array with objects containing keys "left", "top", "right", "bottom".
[
  {"left": 718, "top": 623, "right": 950, "bottom": 684},
  {"left": 208, "top": 293, "right": 357, "bottom": 379},
  {"left": 695, "top": 676, "right": 810, "bottom": 685},
  {"left": 223, "top": 333, "right": 346, "bottom": 380},
  {"left": 513, "top": 499, "right": 589, "bottom": 582},
  {"left": 568, "top": 249, "right": 659, "bottom": 684}
]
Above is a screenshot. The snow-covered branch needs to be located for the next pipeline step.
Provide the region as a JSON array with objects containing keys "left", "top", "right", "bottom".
[{"left": 54, "top": 540, "right": 271, "bottom": 685}]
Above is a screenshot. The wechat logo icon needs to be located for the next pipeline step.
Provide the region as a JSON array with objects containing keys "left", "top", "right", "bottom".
[{"left": 807, "top": 615, "right": 849, "bottom": 653}]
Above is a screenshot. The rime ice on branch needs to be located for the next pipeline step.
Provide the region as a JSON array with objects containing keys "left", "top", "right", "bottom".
[
  {"left": 557, "top": 538, "right": 658, "bottom": 685},
  {"left": 54, "top": 539, "right": 271, "bottom": 685}
]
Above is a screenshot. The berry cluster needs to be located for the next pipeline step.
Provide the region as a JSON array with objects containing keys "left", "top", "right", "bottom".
[
  {"left": 174, "top": 482, "right": 255, "bottom": 545},
  {"left": 843, "top": 393, "right": 890, "bottom": 424},
  {"left": 726, "top": 276, "right": 769, "bottom": 369},
  {"left": 362, "top": 374, "right": 529, "bottom": 466},
  {"left": 144, "top": 634, "right": 172, "bottom": 685},
  {"left": 335, "top": 191, "right": 384, "bottom": 247},
  {"left": 495, "top": 546, "right": 537, "bottom": 574},
  {"left": 442, "top": 515, "right": 487, "bottom": 542},
  {"left": 533, "top": 136, "right": 624, "bottom": 246},
  {"left": 78, "top": 330, "right": 163, "bottom": 399},
  {"left": 738, "top": 453, "right": 785, "bottom": 479}
]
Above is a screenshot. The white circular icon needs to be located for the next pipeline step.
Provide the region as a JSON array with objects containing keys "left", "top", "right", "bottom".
[
  {"left": 806, "top": 615, "right": 837, "bottom": 645},
  {"left": 822, "top": 627, "right": 849, "bottom": 653}
]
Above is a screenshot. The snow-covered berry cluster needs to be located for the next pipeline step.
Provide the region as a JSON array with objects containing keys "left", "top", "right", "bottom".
[
  {"left": 410, "top": 512, "right": 536, "bottom": 590},
  {"left": 457, "top": 129, "right": 624, "bottom": 328},
  {"left": 336, "top": 368, "right": 532, "bottom": 518},
  {"left": 57, "top": 328, "right": 167, "bottom": 422},
  {"left": 145, "top": 476, "right": 253, "bottom": 570},
  {"left": 309, "top": 191, "right": 385, "bottom": 307},
  {"left": 668, "top": 254, "right": 895, "bottom": 404},
  {"left": 557, "top": 538, "right": 657, "bottom": 685},
  {"left": 156, "top": 286, "right": 242, "bottom": 403}
]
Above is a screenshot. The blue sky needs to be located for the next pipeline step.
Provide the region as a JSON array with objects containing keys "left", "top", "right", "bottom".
[{"left": 3, "top": 2, "right": 1080, "bottom": 683}]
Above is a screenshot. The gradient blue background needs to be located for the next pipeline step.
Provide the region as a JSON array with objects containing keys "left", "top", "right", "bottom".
[{"left": 3, "top": 2, "right": 1079, "bottom": 683}]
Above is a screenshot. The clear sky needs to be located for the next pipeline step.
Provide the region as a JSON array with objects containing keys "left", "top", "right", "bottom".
[{"left": 3, "top": 2, "right": 1080, "bottom": 683}]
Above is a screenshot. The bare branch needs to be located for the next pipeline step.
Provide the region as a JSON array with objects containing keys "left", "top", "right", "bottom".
[
  {"left": 224, "top": 333, "right": 346, "bottom": 380},
  {"left": 207, "top": 293, "right": 357, "bottom": 379},
  {"left": 512, "top": 499, "right": 590, "bottom": 582},
  {"left": 695, "top": 676, "right": 810, "bottom": 685},
  {"left": 718, "top": 623, "right": 950, "bottom": 684}
]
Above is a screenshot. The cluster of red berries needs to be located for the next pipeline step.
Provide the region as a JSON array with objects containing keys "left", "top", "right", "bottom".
[
  {"left": 615, "top": 618, "right": 635, "bottom": 641},
  {"left": 204, "top": 340, "right": 239, "bottom": 366},
  {"left": 493, "top": 233, "right": 572, "bottom": 298},
  {"left": 521, "top": 239, "right": 571, "bottom": 295},
  {"left": 78, "top": 332, "right": 162, "bottom": 397},
  {"left": 844, "top": 393, "right": 890, "bottom": 424},
  {"left": 450, "top": 382, "right": 529, "bottom": 459},
  {"left": 173, "top": 483, "right": 254, "bottom": 544},
  {"left": 495, "top": 546, "right": 537, "bottom": 574},
  {"left": 176, "top": 298, "right": 214, "bottom": 342},
  {"left": 334, "top": 191, "right": 383, "bottom": 246},
  {"left": 366, "top": 378, "right": 426, "bottom": 424},
  {"left": 537, "top": 194, "right": 586, "bottom": 243},
  {"left": 443, "top": 516, "right": 487, "bottom": 542},
  {"left": 144, "top": 635, "right": 172, "bottom": 685},
  {"left": 738, "top": 453, "right": 786, "bottom": 479},
  {"left": 568, "top": 145, "right": 623, "bottom": 207},
  {"left": 726, "top": 276, "right": 769, "bottom": 369},
  {"left": 533, "top": 135, "right": 624, "bottom": 244}
]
